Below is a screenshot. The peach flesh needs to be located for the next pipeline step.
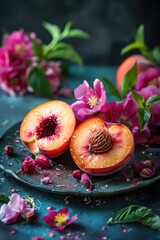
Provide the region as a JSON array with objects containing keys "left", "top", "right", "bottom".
[
  {"left": 70, "top": 117, "right": 135, "bottom": 176},
  {"left": 20, "top": 100, "right": 76, "bottom": 158}
]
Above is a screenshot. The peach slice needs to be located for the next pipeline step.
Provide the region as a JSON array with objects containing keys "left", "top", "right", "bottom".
[
  {"left": 20, "top": 100, "right": 76, "bottom": 158},
  {"left": 70, "top": 117, "right": 135, "bottom": 176}
]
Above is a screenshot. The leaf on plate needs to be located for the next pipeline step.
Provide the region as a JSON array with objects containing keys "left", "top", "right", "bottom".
[{"left": 107, "top": 204, "right": 160, "bottom": 231}]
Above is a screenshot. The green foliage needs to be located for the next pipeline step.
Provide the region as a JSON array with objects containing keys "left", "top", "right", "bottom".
[
  {"left": 41, "top": 21, "right": 90, "bottom": 65},
  {"left": 107, "top": 205, "right": 160, "bottom": 231},
  {"left": 28, "top": 66, "right": 52, "bottom": 98},
  {"left": 120, "top": 25, "right": 159, "bottom": 64},
  {"left": 0, "top": 193, "right": 9, "bottom": 203},
  {"left": 101, "top": 76, "right": 121, "bottom": 99},
  {"left": 121, "top": 62, "right": 137, "bottom": 99}
]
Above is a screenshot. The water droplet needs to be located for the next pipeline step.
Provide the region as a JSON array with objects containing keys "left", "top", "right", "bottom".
[
  {"left": 63, "top": 138, "right": 67, "bottom": 143},
  {"left": 33, "top": 111, "right": 40, "bottom": 117}
]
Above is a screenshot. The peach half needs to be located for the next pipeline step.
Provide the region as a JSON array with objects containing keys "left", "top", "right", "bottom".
[
  {"left": 70, "top": 117, "right": 135, "bottom": 176},
  {"left": 20, "top": 100, "right": 76, "bottom": 158}
]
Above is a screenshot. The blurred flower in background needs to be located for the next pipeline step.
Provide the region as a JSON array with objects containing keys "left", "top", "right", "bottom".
[{"left": 0, "top": 22, "right": 89, "bottom": 97}]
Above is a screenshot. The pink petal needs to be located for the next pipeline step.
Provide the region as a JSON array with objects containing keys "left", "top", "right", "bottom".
[
  {"left": 8, "top": 193, "right": 24, "bottom": 212},
  {"left": 0, "top": 204, "right": 19, "bottom": 224}
]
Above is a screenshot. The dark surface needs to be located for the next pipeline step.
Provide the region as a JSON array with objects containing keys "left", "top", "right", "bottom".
[
  {"left": 0, "top": 65, "right": 160, "bottom": 240},
  {"left": 1, "top": 0, "right": 160, "bottom": 65}
]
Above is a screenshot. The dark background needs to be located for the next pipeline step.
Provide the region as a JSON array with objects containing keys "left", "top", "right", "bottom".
[{"left": 1, "top": 0, "right": 160, "bottom": 65}]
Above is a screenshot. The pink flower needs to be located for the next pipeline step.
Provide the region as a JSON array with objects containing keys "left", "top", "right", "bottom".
[
  {"left": 135, "top": 66, "right": 160, "bottom": 91},
  {"left": 81, "top": 173, "right": 93, "bottom": 191},
  {"left": 0, "top": 47, "right": 28, "bottom": 96},
  {"left": 21, "top": 205, "right": 37, "bottom": 223},
  {"left": 43, "top": 207, "right": 78, "bottom": 230},
  {"left": 0, "top": 193, "right": 24, "bottom": 224},
  {"left": 21, "top": 156, "right": 36, "bottom": 174},
  {"left": 35, "top": 154, "right": 53, "bottom": 169},
  {"left": 3, "top": 29, "right": 34, "bottom": 60},
  {"left": 101, "top": 92, "right": 151, "bottom": 144},
  {"left": 71, "top": 79, "right": 106, "bottom": 122},
  {"left": 40, "top": 61, "right": 62, "bottom": 93}
]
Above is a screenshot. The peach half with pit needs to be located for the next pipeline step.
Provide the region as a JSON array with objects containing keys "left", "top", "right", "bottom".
[
  {"left": 20, "top": 100, "right": 76, "bottom": 158},
  {"left": 70, "top": 117, "right": 135, "bottom": 176}
]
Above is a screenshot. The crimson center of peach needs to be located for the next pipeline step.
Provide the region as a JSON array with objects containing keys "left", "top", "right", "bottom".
[{"left": 36, "top": 117, "right": 57, "bottom": 139}]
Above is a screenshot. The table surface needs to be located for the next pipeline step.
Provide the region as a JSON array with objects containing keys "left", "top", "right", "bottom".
[{"left": 0, "top": 65, "right": 160, "bottom": 240}]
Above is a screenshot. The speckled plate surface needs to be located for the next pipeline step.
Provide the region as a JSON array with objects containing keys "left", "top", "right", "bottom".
[{"left": 0, "top": 122, "right": 160, "bottom": 196}]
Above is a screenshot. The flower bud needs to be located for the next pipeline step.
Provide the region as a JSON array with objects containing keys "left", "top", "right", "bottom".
[
  {"left": 132, "top": 161, "right": 145, "bottom": 174},
  {"left": 72, "top": 169, "right": 82, "bottom": 180},
  {"left": 35, "top": 154, "right": 53, "bottom": 169},
  {"left": 4, "top": 144, "right": 13, "bottom": 156},
  {"left": 139, "top": 167, "right": 155, "bottom": 179},
  {"left": 21, "top": 156, "right": 36, "bottom": 174}
]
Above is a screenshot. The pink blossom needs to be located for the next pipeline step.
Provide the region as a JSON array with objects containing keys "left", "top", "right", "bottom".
[
  {"left": 21, "top": 156, "right": 36, "bottom": 174},
  {"left": 35, "top": 154, "right": 53, "bottom": 169},
  {"left": 43, "top": 207, "right": 77, "bottom": 230},
  {"left": 3, "top": 29, "right": 34, "bottom": 60},
  {"left": 71, "top": 79, "right": 106, "bottom": 122},
  {"left": 40, "top": 61, "right": 62, "bottom": 93},
  {"left": 0, "top": 193, "right": 24, "bottom": 224},
  {"left": 135, "top": 66, "right": 160, "bottom": 91},
  {"left": 0, "top": 47, "right": 28, "bottom": 96},
  {"left": 100, "top": 92, "right": 151, "bottom": 144},
  {"left": 81, "top": 173, "right": 93, "bottom": 190}
]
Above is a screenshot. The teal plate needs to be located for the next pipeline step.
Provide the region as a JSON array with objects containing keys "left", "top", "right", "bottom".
[{"left": 0, "top": 122, "right": 160, "bottom": 196}]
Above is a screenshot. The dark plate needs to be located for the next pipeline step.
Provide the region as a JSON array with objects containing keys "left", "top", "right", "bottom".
[{"left": 0, "top": 122, "right": 160, "bottom": 196}]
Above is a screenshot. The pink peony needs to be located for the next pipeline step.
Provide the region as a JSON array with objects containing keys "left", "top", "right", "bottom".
[
  {"left": 71, "top": 79, "right": 106, "bottom": 122},
  {"left": 0, "top": 193, "right": 24, "bottom": 224},
  {"left": 101, "top": 92, "right": 151, "bottom": 144},
  {"left": 0, "top": 47, "right": 28, "bottom": 96},
  {"left": 3, "top": 29, "right": 34, "bottom": 60},
  {"left": 21, "top": 156, "right": 36, "bottom": 174},
  {"left": 35, "top": 154, "right": 53, "bottom": 169},
  {"left": 43, "top": 207, "right": 77, "bottom": 231}
]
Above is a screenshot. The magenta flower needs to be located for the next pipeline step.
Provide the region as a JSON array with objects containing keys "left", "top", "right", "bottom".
[
  {"left": 135, "top": 66, "right": 160, "bottom": 91},
  {"left": 101, "top": 92, "right": 151, "bottom": 144},
  {"left": 81, "top": 173, "right": 93, "bottom": 191},
  {"left": 0, "top": 47, "right": 28, "bottom": 96},
  {"left": 21, "top": 156, "right": 36, "bottom": 174},
  {"left": 35, "top": 154, "right": 53, "bottom": 169},
  {"left": 43, "top": 207, "right": 78, "bottom": 230},
  {"left": 71, "top": 79, "right": 106, "bottom": 122},
  {"left": 3, "top": 29, "right": 34, "bottom": 60},
  {"left": 0, "top": 193, "right": 24, "bottom": 224},
  {"left": 21, "top": 205, "right": 37, "bottom": 223}
]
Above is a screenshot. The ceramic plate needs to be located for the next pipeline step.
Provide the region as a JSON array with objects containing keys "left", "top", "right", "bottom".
[{"left": 0, "top": 122, "right": 160, "bottom": 196}]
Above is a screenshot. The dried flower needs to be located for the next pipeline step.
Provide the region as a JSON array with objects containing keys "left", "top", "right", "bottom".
[
  {"left": 81, "top": 173, "right": 93, "bottom": 190},
  {"left": 21, "top": 156, "right": 36, "bottom": 174},
  {"left": 72, "top": 169, "right": 82, "bottom": 180},
  {"left": 132, "top": 161, "right": 145, "bottom": 174},
  {"left": 35, "top": 154, "right": 53, "bottom": 169},
  {"left": 139, "top": 167, "right": 155, "bottom": 179},
  {"left": 43, "top": 207, "right": 77, "bottom": 230},
  {"left": 4, "top": 144, "right": 13, "bottom": 156}
]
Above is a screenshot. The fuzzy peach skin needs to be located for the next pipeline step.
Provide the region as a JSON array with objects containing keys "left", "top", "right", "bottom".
[
  {"left": 116, "top": 54, "right": 154, "bottom": 92},
  {"left": 20, "top": 100, "right": 76, "bottom": 158},
  {"left": 70, "top": 117, "right": 135, "bottom": 176}
]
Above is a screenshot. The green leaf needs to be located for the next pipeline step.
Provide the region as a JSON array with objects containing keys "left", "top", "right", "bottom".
[
  {"left": 135, "top": 25, "right": 145, "bottom": 43},
  {"left": 130, "top": 89, "right": 145, "bottom": 108},
  {"left": 138, "top": 107, "right": 151, "bottom": 130},
  {"left": 101, "top": 76, "right": 121, "bottom": 99},
  {"left": 146, "top": 94, "right": 160, "bottom": 106},
  {"left": 152, "top": 47, "right": 160, "bottom": 64},
  {"left": 107, "top": 205, "right": 160, "bottom": 231},
  {"left": 61, "top": 21, "right": 73, "bottom": 38},
  {"left": 31, "top": 39, "right": 43, "bottom": 60},
  {"left": 28, "top": 66, "right": 52, "bottom": 98},
  {"left": 120, "top": 42, "right": 145, "bottom": 55},
  {"left": 0, "top": 193, "right": 9, "bottom": 203},
  {"left": 67, "top": 29, "right": 90, "bottom": 39},
  {"left": 122, "top": 62, "right": 137, "bottom": 99},
  {"left": 43, "top": 21, "right": 61, "bottom": 43},
  {"left": 47, "top": 42, "right": 83, "bottom": 66}
]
